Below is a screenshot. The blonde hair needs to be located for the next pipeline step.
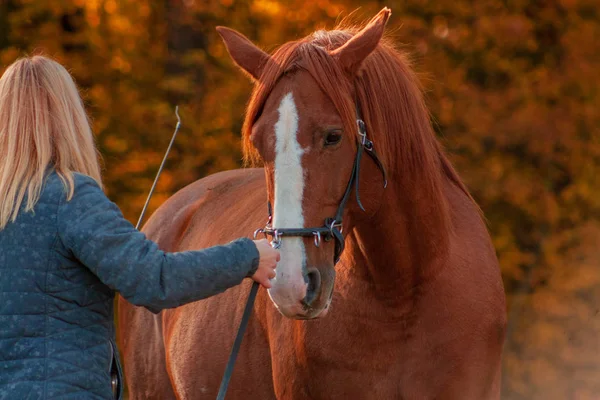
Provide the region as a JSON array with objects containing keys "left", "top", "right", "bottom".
[{"left": 0, "top": 55, "right": 102, "bottom": 229}]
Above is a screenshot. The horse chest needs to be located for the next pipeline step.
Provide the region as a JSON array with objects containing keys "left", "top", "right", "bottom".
[
  {"left": 269, "top": 310, "right": 408, "bottom": 399},
  {"left": 273, "top": 346, "right": 404, "bottom": 400}
]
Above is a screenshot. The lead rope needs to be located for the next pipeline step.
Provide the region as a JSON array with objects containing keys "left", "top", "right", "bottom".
[{"left": 216, "top": 281, "right": 260, "bottom": 400}]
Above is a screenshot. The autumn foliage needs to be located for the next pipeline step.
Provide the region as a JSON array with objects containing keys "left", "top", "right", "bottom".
[{"left": 1, "top": 0, "right": 598, "bottom": 398}]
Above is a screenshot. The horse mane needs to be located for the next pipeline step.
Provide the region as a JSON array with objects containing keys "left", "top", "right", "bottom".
[{"left": 242, "top": 24, "right": 478, "bottom": 252}]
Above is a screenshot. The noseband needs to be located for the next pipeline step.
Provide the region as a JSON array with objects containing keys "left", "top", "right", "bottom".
[{"left": 254, "top": 104, "right": 387, "bottom": 264}]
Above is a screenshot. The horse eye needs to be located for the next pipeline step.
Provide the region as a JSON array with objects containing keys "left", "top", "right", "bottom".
[{"left": 324, "top": 130, "right": 342, "bottom": 146}]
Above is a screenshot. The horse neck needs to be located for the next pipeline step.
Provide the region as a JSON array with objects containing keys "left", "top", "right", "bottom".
[{"left": 342, "top": 178, "right": 451, "bottom": 302}]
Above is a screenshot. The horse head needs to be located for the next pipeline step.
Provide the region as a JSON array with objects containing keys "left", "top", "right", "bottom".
[{"left": 217, "top": 9, "right": 392, "bottom": 319}]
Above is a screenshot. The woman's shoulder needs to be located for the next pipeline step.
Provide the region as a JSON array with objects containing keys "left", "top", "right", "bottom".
[
  {"left": 44, "top": 170, "right": 104, "bottom": 204},
  {"left": 51, "top": 171, "right": 115, "bottom": 233}
]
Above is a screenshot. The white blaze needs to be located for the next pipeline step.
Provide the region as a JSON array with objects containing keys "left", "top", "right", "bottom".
[{"left": 269, "top": 92, "right": 308, "bottom": 311}]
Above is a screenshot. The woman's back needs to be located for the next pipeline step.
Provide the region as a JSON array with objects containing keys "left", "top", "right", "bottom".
[
  {"left": 1, "top": 171, "right": 119, "bottom": 399},
  {"left": 1, "top": 168, "right": 268, "bottom": 399}
]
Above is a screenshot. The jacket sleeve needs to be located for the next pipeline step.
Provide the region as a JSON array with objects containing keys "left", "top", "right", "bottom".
[{"left": 57, "top": 174, "right": 259, "bottom": 313}]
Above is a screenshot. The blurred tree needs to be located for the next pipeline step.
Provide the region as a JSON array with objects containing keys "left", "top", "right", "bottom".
[{"left": 0, "top": 0, "right": 598, "bottom": 398}]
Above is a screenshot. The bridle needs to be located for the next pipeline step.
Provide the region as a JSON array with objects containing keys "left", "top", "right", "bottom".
[{"left": 253, "top": 103, "right": 387, "bottom": 264}]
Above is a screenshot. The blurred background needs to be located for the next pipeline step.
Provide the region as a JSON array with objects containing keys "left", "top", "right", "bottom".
[{"left": 1, "top": 0, "right": 598, "bottom": 398}]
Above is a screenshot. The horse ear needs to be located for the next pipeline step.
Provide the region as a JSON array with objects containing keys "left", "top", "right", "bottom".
[
  {"left": 216, "top": 26, "right": 274, "bottom": 81},
  {"left": 330, "top": 8, "right": 391, "bottom": 75}
]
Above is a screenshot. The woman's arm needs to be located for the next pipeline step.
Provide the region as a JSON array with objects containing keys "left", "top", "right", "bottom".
[{"left": 57, "top": 174, "right": 259, "bottom": 313}]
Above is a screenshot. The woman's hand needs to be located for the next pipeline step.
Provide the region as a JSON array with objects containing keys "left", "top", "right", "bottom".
[{"left": 251, "top": 239, "right": 280, "bottom": 288}]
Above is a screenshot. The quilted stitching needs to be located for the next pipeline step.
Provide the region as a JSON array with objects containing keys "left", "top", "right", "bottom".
[{"left": 0, "top": 171, "right": 259, "bottom": 399}]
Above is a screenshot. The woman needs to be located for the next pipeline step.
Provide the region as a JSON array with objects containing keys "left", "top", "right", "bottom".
[{"left": 0, "top": 55, "right": 279, "bottom": 399}]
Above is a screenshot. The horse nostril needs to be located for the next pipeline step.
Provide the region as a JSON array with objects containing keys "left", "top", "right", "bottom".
[{"left": 303, "top": 269, "right": 321, "bottom": 307}]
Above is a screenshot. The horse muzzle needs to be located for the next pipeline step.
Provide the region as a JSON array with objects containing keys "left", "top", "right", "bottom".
[{"left": 268, "top": 264, "right": 334, "bottom": 320}]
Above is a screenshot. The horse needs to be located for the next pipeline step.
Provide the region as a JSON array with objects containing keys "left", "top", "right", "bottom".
[{"left": 118, "top": 8, "right": 507, "bottom": 399}]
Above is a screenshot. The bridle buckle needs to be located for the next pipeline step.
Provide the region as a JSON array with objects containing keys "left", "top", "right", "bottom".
[
  {"left": 313, "top": 231, "right": 321, "bottom": 247},
  {"left": 357, "top": 119, "right": 367, "bottom": 145},
  {"left": 253, "top": 228, "right": 266, "bottom": 240},
  {"left": 271, "top": 229, "right": 281, "bottom": 249}
]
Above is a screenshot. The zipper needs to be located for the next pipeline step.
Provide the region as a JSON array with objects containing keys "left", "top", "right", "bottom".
[{"left": 108, "top": 339, "right": 124, "bottom": 400}]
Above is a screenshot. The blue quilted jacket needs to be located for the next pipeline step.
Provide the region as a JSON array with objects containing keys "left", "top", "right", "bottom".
[{"left": 0, "top": 171, "right": 260, "bottom": 399}]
